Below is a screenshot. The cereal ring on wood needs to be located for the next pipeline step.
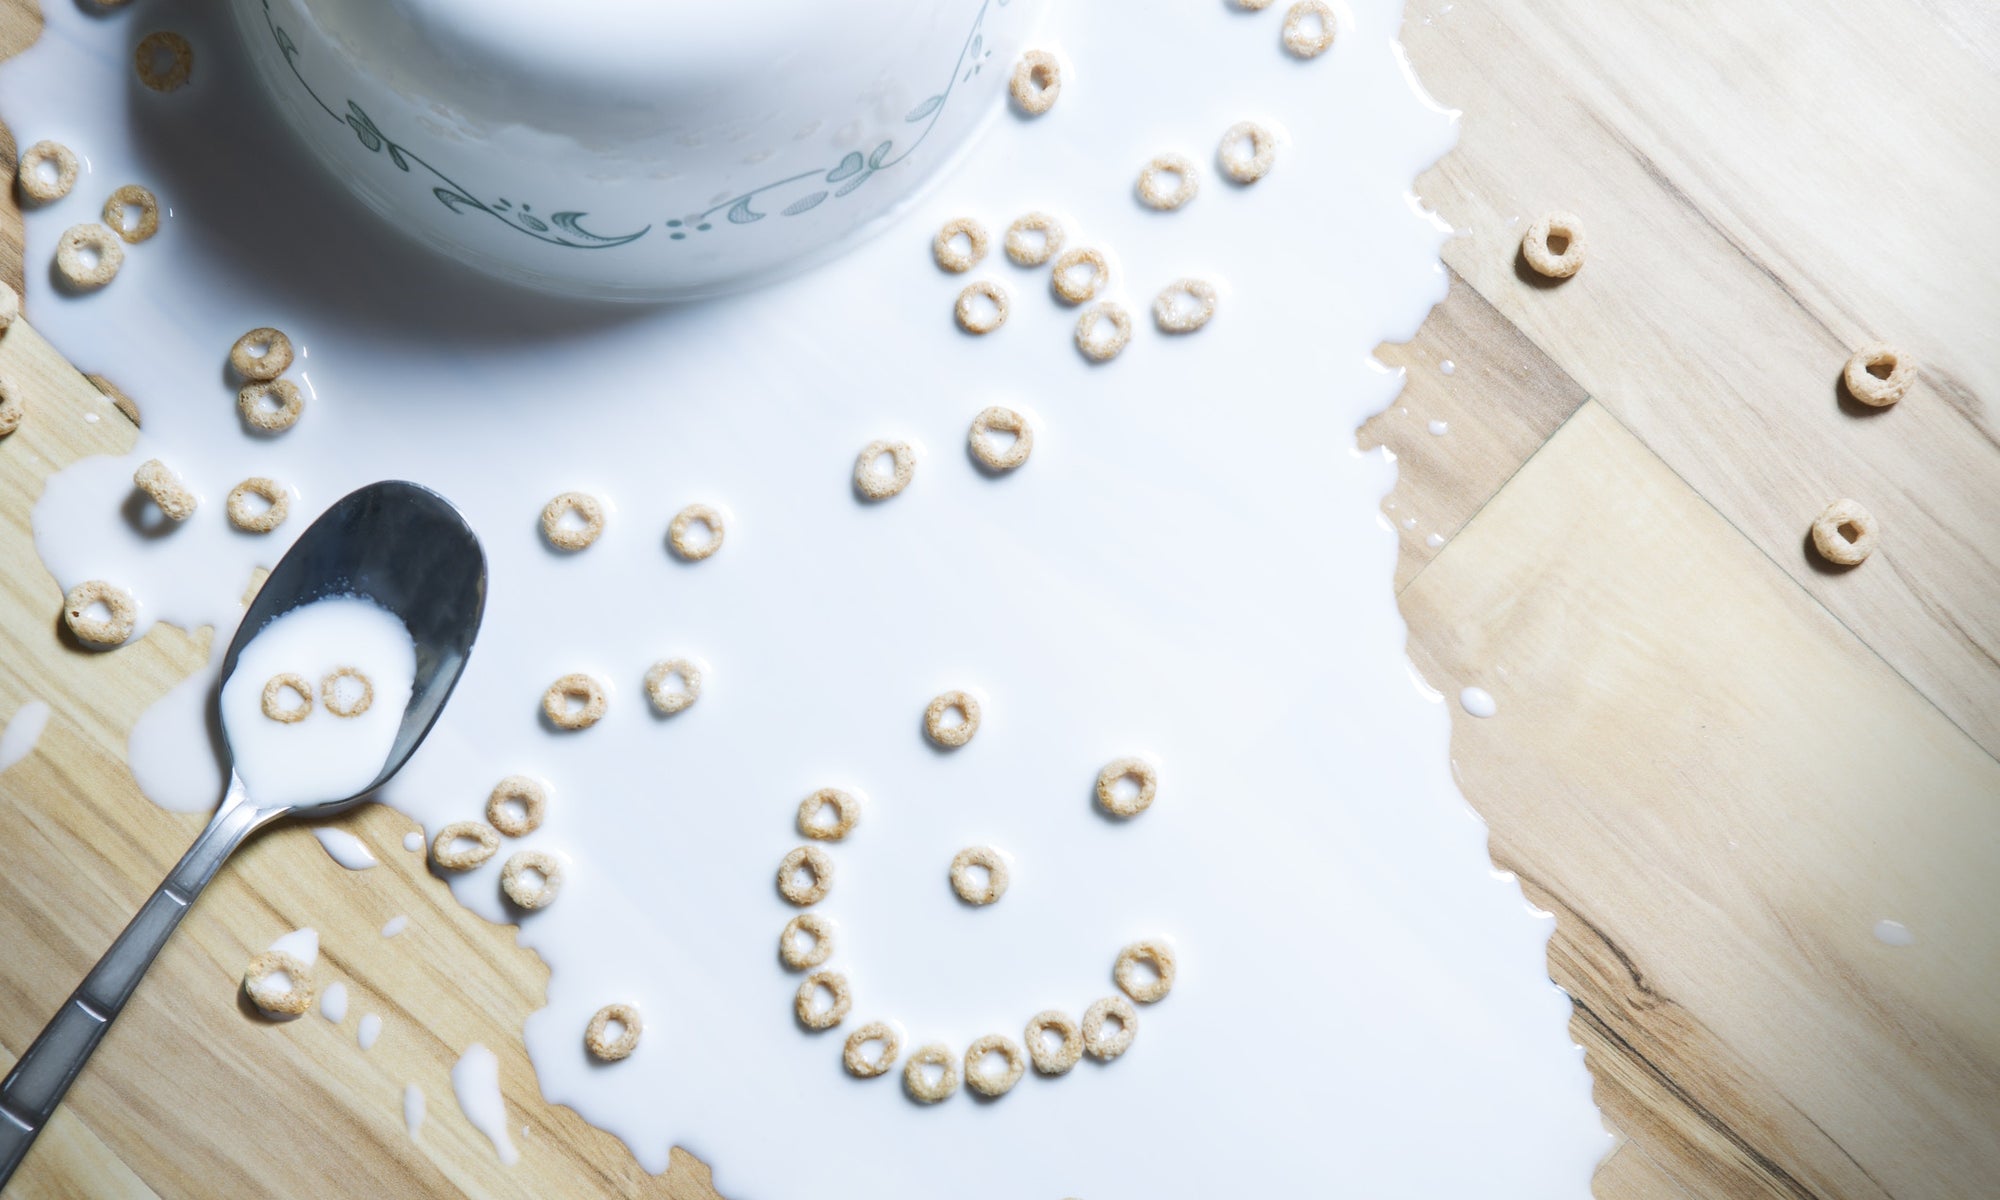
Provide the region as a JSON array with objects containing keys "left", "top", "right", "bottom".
[
  {"left": 1522, "top": 212, "right": 1585, "bottom": 278},
  {"left": 135, "top": 30, "right": 194, "bottom": 92},
  {"left": 797, "top": 788, "right": 859, "bottom": 841},
  {"left": 1009, "top": 49, "right": 1061, "bottom": 115},
  {"left": 923, "top": 690, "right": 981, "bottom": 747},
  {"left": 954, "top": 280, "right": 1009, "bottom": 334},
  {"left": 18, "top": 140, "right": 78, "bottom": 204},
  {"left": 1153, "top": 278, "right": 1218, "bottom": 333},
  {"left": 1050, "top": 247, "right": 1109, "bottom": 304},
  {"left": 903, "top": 1043, "right": 959, "bottom": 1103},
  {"left": 854, "top": 439, "right": 916, "bottom": 500},
  {"left": 243, "top": 949, "right": 314, "bottom": 1017},
  {"left": 1095, "top": 757, "right": 1158, "bottom": 817},
  {"left": 230, "top": 327, "right": 294, "bottom": 382},
  {"left": 227, "top": 477, "right": 291, "bottom": 533},
  {"left": 1218, "top": 121, "right": 1278, "bottom": 184},
  {"left": 780, "top": 912, "right": 834, "bottom": 970},
  {"left": 103, "top": 184, "right": 161, "bottom": 243},
  {"left": 0, "top": 377, "right": 23, "bottom": 437},
  {"left": 501, "top": 849, "right": 563, "bottom": 910},
  {"left": 1843, "top": 342, "right": 1914, "bottom": 408},
  {"left": 949, "top": 845, "right": 1009, "bottom": 906},
  {"left": 1137, "top": 153, "right": 1199, "bottom": 211},
  {"left": 968, "top": 406, "right": 1033, "bottom": 472},
  {"left": 644, "top": 658, "right": 702, "bottom": 714},
  {"left": 843, "top": 1021, "right": 901, "bottom": 1078},
  {"left": 1082, "top": 995, "right": 1137, "bottom": 1060},
  {"left": 261, "top": 673, "right": 313, "bottom": 723},
  {"left": 963, "top": 1034, "right": 1026, "bottom": 1098},
  {"left": 1282, "top": 0, "right": 1336, "bottom": 57},
  {"left": 1025, "top": 1010, "right": 1083, "bottom": 1075},
  {"left": 55, "top": 224, "right": 124, "bottom": 291},
  {"left": 1811, "top": 498, "right": 1878, "bottom": 566},
  {"left": 0, "top": 281, "right": 17, "bottom": 332},
  {"left": 667, "top": 503, "right": 724, "bottom": 560},
  {"left": 238, "top": 379, "right": 305, "bottom": 433},
  {"left": 540, "top": 491, "right": 604, "bottom": 551},
  {"left": 318, "top": 667, "right": 374, "bottom": 718},
  {"left": 1004, "top": 212, "right": 1065, "bottom": 266},
  {"left": 133, "top": 458, "right": 196, "bottom": 521},
  {"left": 542, "top": 672, "right": 608, "bottom": 730},
  {"left": 1114, "top": 939, "right": 1177, "bottom": 1003},
  {"left": 432, "top": 821, "right": 500, "bottom": 871},
  {"left": 585, "top": 1003, "right": 641, "bottom": 1062},
  {"left": 932, "top": 217, "right": 988, "bottom": 273},
  {"left": 1074, "top": 302, "right": 1133, "bottom": 362},
  {"left": 486, "top": 775, "right": 548, "bottom": 838},
  {"left": 62, "top": 580, "right": 136, "bottom": 647},
  {"left": 778, "top": 845, "right": 833, "bottom": 906},
  {"left": 795, "top": 969, "right": 852, "bottom": 1030}
]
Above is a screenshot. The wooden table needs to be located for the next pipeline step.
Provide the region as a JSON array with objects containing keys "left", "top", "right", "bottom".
[{"left": 2, "top": 1, "right": 1995, "bottom": 1196}]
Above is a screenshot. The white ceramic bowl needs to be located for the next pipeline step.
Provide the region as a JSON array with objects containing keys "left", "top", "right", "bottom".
[{"left": 232, "top": 0, "right": 1046, "bottom": 300}]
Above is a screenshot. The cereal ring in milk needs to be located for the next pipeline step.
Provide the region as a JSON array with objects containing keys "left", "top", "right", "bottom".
[
  {"left": 542, "top": 672, "right": 608, "bottom": 730},
  {"left": 843, "top": 1021, "right": 901, "bottom": 1078},
  {"left": 780, "top": 912, "right": 834, "bottom": 970},
  {"left": 968, "top": 406, "right": 1033, "bottom": 472},
  {"left": 17, "top": 140, "right": 78, "bottom": 204},
  {"left": 238, "top": 380, "right": 305, "bottom": 434},
  {"left": 1114, "top": 939, "right": 1178, "bottom": 1003},
  {"left": 1082, "top": 995, "right": 1138, "bottom": 1060},
  {"left": 432, "top": 821, "right": 500, "bottom": 871},
  {"left": 903, "top": 1043, "right": 959, "bottom": 1103},
  {"left": 949, "top": 845, "right": 1009, "bottom": 906},
  {"left": 261, "top": 673, "right": 313, "bottom": 723},
  {"left": 1050, "top": 247, "right": 1109, "bottom": 304},
  {"left": 795, "top": 969, "right": 852, "bottom": 1031},
  {"left": 796, "top": 788, "right": 859, "bottom": 841},
  {"left": 229, "top": 327, "right": 294, "bottom": 382},
  {"left": 1095, "top": 757, "right": 1158, "bottom": 817},
  {"left": 668, "top": 504, "right": 724, "bottom": 560},
  {"left": 242, "top": 949, "right": 314, "bottom": 1017},
  {"left": 1025, "top": 1009, "right": 1083, "bottom": 1075},
  {"left": 1282, "top": 0, "right": 1337, "bottom": 57},
  {"left": 778, "top": 845, "right": 833, "bottom": 906},
  {"left": 501, "top": 849, "right": 563, "bottom": 910},
  {"left": 1003, "top": 212, "right": 1065, "bottom": 267},
  {"left": 1074, "top": 302, "right": 1133, "bottom": 362},
  {"left": 964, "top": 1034, "right": 1026, "bottom": 1097},
  {"left": 1218, "top": 121, "right": 1277, "bottom": 184},
  {"left": 585, "top": 1003, "right": 642, "bottom": 1061},
  {"left": 63, "top": 580, "right": 136, "bottom": 647},
  {"left": 103, "top": 184, "right": 161, "bottom": 243},
  {"left": 644, "top": 657, "right": 702, "bottom": 714},
  {"left": 1009, "top": 49, "right": 1061, "bottom": 115},
  {"left": 135, "top": 30, "right": 194, "bottom": 92},
  {"left": 486, "top": 775, "right": 548, "bottom": 837},
  {"left": 133, "top": 458, "right": 196, "bottom": 521},
  {"left": 1136, "top": 153, "right": 1199, "bottom": 211},
  {"left": 227, "top": 477, "right": 291, "bottom": 532},
  {"left": 932, "top": 217, "right": 988, "bottom": 273},
  {"left": 854, "top": 440, "right": 916, "bottom": 500},
  {"left": 954, "top": 280, "right": 1010, "bottom": 334},
  {"left": 55, "top": 224, "right": 124, "bottom": 291},
  {"left": 923, "top": 690, "right": 981, "bottom": 747}
]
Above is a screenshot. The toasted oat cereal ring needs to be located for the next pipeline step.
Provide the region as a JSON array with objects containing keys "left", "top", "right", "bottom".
[
  {"left": 135, "top": 30, "right": 194, "bottom": 92},
  {"left": 541, "top": 491, "right": 604, "bottom": 551},
  {"left": 1137, "top": 153, "right": 1199, "bottom": 211},
  {"left": 1095, "top": 757, "right": 1158, "bottom": 817},
  {"left": 778, "top": 844, "right": 833, "bottom": 906},
  {"left": 964, "top": 1034, "right": 1026, "bottom": 1098},
  {"left": 1235, "top": 0, "right": 1277, "bottom": 9},
  {"left": 644, "top": 657, "right": 702, "bottom": 715},
  {"left": 1522, "top": 212, "right": 1586, "bottom": 278},
  {"left": 585, "top": 1003, "right": 642, "bottom": 1062},
  {"left": 1050, "top": 246, "right": 1109, "bottom": 304},
  {"left": 1153, "top": 278, "right": 1218, "bottom": 334},
  {"left": 0, "top": 281, "right": 18, "bottom": 332},
  {"left": 260, "top": 673, "right": 313, "bottom": 723},
  {"left": 968, "top": 406, "right": 1033, "bottom": 472},
  {"left": 954, "top": 280, "right": 1009, "bottom": 334},
  {"left": 501, "top": 849, "right": 563, "bottom": 910},
  {"left": 843, "top": 1021, "right": 901, "bottom": 1078},
  {"left": 1114, "top": 939, "right": 1177, "bottom": 1003},
  {"left": 780, "top": 912, "right": 834, "bottom": 970},
  {"left": 55, "top": 224, "right": 124, "bottom": 291},
  {"left": 62, "top": 580, "right": 136, "bottom": 647},
  {"left": 1025, "top": 1009, "right": 1083, "bottom": 1075},
  {"left": 1003, "top": 212, "right": 1065, "bottom": 267},
  {"left": 667, "top": 503, "right": 724, "bottom": 560},
  {"left": 854, "top": 440, "right": 916, "bottom": 500},
  {"left": 949, "top": 845, "right": 1009, "bottom": 906},
  {"left": 797, "top": 787, "right": 859, "bottom": 842},
  {"left": 133, "top": 458, "right": 196, "bottom": 521},
  {"left": 103, "top": 184, "right": 161, "bottom": 244},
  {"left": 542, "top": 672, "right": 608, "bottom": 730},
  {"left": 1009, "top": 49, "right": 1061, "bottom": 115},
  {"left": 238, "top": 379, "right": 305, "bottom": 433},
  {"left": 486, "top": 775, "right": 548, "bottom": 838},
  {"left": 1811, "top": 498, "right": 1879, "bottom": 567},
  {"left": 0, "top": 377, "right": 23, "bottom": 438},
  {"left": 932, "top": 217, "right": 988, "bottom": 273},
  {"left": 1843, "top": 342, "right": 1914, "bottom": 408},
  {"left": 227, "top": 476, "right": 291, "bottom": 533},
  {"left": 432, "top": 821, "right": 500, "bottom": 871},
  {"left": 903, "top": 1043, "right": 959, "bottom": 1103},
  {"left": 321, "top": 666, "right": 374, "bottom": 718},
  {"left": 1282, "top": 0, "right": 1337, "bottom": 57},
  {"left": 1082, "top": 995, "right": 1137, "bottom": 1061},
  {"left": 1219, "top": 121, "right": 1278, "bottom": 184},
  {"left": 243, "top": 949, "right": 314, "bottom": 1017},
  {"left": 230, "top": 327, "right": 294, "bottom": 382},
  {"left": 17, "top": 140, "right": 78, "bottom": 204},
  {"left": 88, "top": 374, "right": 141, "bottom": 426},
  {"left": 1074, "top": 302, "right": 1133, "bottom": 362},
  {"left": 795, "top": 968, "right": 852, "bottom": 1030},
  {"left": 923, "top": 690, "right": 981, "bottom": 748}
]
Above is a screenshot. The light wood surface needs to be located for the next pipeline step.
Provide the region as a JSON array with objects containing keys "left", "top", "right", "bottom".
[{"left": 2, "top": 0, "right": 1996, "bottom": 1197}]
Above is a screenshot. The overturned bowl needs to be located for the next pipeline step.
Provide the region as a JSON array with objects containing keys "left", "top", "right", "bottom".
[{"left": 233, "top": 0, "right": 1045, "bottom": 300}]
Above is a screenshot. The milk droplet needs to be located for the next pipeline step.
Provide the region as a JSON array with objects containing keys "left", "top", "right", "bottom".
[
  {"left": 404, "top": 1084, "right": 426, "bottom": 1138},
  {"left": 1425, "top": 533, "right": 1446, "bottom": 548},
  {"left": 0, "top": 700, "right": 51, "bottom": 772},
  {"left": 359, "top": 1012, "right": 382, "bottom": 1050},
  {"left": 1459, "top": 687, "right": 1497, "bottom": 718},
  {"left": 452, "top": 1044, "right": 519, "bottom": 1165},
  {"left": 312, "top": 827, "right": 379, "bottom": 870},
  {"left": 269, "top": 928, "right": 319, "bottom": 967},
  {"left": 319, "top": 981, "right": 348, "bottom": 1023},
  {"left": 1427, "top": 419, "right": 1448, "bottom": 436},
  {"left": 1873, "top": 919, "right": 1915, "bottom": 946},
  {"left": 381, "top": 914, "right": 408, "bottom": 938},
  {"left": 403, "top": 831, "right": 425, "bottom": 853},
  {"left": 1439, "top": 359, "right": 1455, "bottom": 375}
]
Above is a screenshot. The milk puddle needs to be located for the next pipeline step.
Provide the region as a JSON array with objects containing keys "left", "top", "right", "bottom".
[{"left": 1, "top": 0, "right": 1607, "bottom": 1195}]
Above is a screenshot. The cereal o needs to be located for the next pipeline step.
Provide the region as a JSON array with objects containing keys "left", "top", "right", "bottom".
[
  {"left": 964, "top": 1034, "right": 1026, "bottom": 1097},
  {"left": 1050, "top": 247, "right": 1109, "bottom": 304},
  {"left": 968, "top": 406, "right": 1033, "bottom": 472},
  {"left": 432, "top": 821, "right": 500, "bottom": 871},
  {"left": 1074, "top": 302, "right": 1133, "bottom": 362},
  {"left": 778, "top": 845, "right": 833, "bottom": 906},
  {"left": 542, "top": 673, "right": 608, "bottom": 730},
  {"left": 62, "top": 580, "right": 136, "bottom": 647},
  {"left": 795, "top": 969, "right": 852, "bottom": 1030},
  {"left": 1522, "top": 212, "right": 1586, "bottom": 278},
  {"left": 55, "top": 224, "right": 124, "bottom": 291},
  {"left": 135, "top": 30, "right": 194, "bottom": 92},
  {"left": 18, "top": 140, "right": 78, "bottom": 204},
  {"left": 226, "top": 477, "right": 291, "bottom": 533},
  {"left": 797, "top": 787, "right": 859, "bottom": 841},
  {"left": 238, "top": 379, "right": 305, "bottom": 433},
  {"left": 133, "top": 458, "right": 196, "bottom": 521},
  {"left": 321, "top": 667, "right": 374, "bottom": 718},
  {"left": 242, "top": 950, "right": 314, "bottom": 1017},
  {"left": 585, "top": 1003, "right": 642, "bottom": 1062},
  {"left": 1004, "top": 212, "right": 1065, "bottom": 266},
  {"left": 1114, "top": 939, "right": 1177, "bottom": 1003},
  {"left": 501, "top": 849, "right": 563, "bottom": 910},
  {"left": 1282, "top": 0, "right": 1337, "bottom": 57},
  {"left": 1010, "top": 49, "right": 1061, "bottom": 115},
  {"left": 903, "top": 1042, "right": 959, "bottom": 1103},
  {"left": 843, "top": 1022, "right": 901, "bottom": 1078},
  {"left": 261, "top": 673, "right": 313, "bottom": 723},
  {"left": 854, "top": 440, "right": 916, "bottom": 500},
  {"left": 0, "top": 376, "right": 24, "bottom": 437},
  {"left": 1218, "top": 121, "right": 1277, "bottom": 183},
  {"left": 1811, "top": 498, "right": 1878, "bottom": 567},
  {"left": 955, "top": 280, "right": 1009, "bottom": 334},
  {"left": 1137, "top": 153, "right": 1199, "bottom": 211},
  {"left": 486, "top": 775, "right": 548, "bottom": 837},
  {"left": 230, "top": 327, "right": 294, "bottom": 382},
  {"left": 541, "top": 491, "right": 604, "bottom": 551},
  {"left": 668, "top": 504, "right": 724, "bottom": 560},
  {"left": 644, "top": 657, "right": 702, "bottom": 714},
  {"left": 949, "top": 845, "right": 1009, "bottom": 906},
  {"left": 103, "top": 184, "right": 161, "bottom": 243},
  {"left": 1025, "top": 1010, "right": 1083, "bottom": 1075},
  {"left": 1153, "top": 278, "right": 1218, "bottom": 334},
  {"left": 780, "top": 912, "right": 834, "bottom": 970},
  {"left": 1843, "top": 343, "right": 1914, "bottom": 408},
  {"left": 933, "top": 217, "right": 988, "bottom": 273},
  {"left": 923, "top": 690, "right": 981, "bottom": 748},
  {"left": 1095, "top": 757, "right": 1158, "bottom": 817},
  {"left": 1082, "top": 995, "right": 1138, "bottom": 1060}
]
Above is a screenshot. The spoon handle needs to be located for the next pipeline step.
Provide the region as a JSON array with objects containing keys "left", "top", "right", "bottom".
[{"left": 0, "top": 776, "right": 267, "bottom": 1188}]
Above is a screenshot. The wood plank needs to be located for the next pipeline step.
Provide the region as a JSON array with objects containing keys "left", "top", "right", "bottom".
[{"left": 1401, "top": 401, "right": 2000, "bottom": 1200}]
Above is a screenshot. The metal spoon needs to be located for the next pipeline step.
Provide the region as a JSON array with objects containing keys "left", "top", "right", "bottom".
[{"left": 0, "top": 481, "right": 486, "bottom": 1186}]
